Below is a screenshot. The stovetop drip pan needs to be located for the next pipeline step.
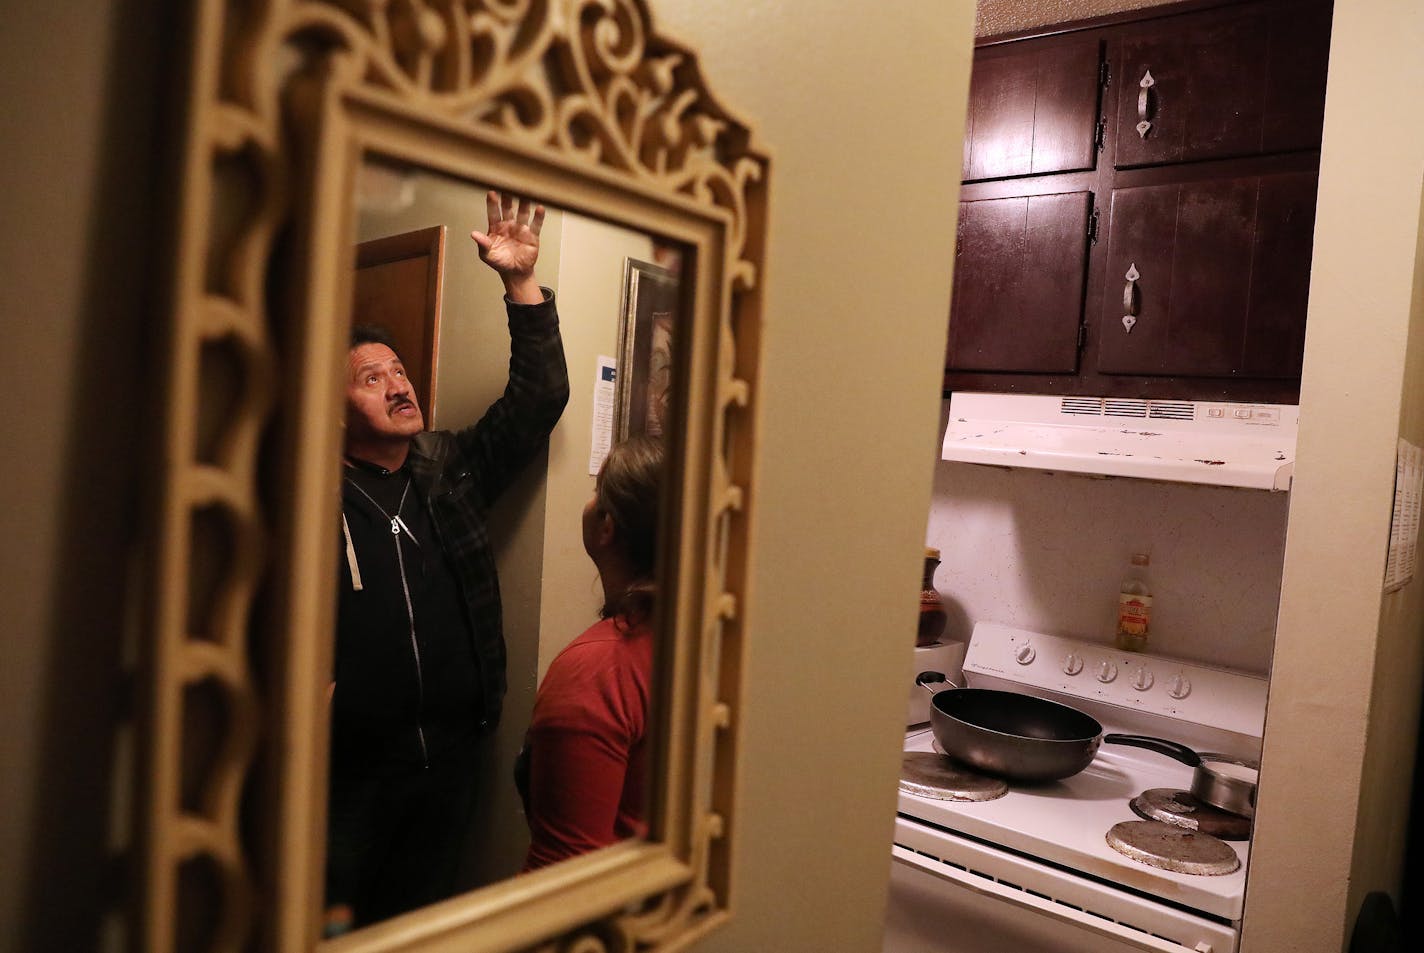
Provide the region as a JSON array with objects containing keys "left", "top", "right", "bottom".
[{"left": 899, "top": 752, "right": 1009, "bottom": 801}]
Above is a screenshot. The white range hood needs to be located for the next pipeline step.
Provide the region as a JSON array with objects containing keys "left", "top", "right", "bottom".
[{"left": 941, "top": 392, "right": 1299, "bottom": 491}]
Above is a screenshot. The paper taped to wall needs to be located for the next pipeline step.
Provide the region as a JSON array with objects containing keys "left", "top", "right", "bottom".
[
  {"left": 590, "top": 356, "right": 616, "bottom": 475},
  {"left": 1384, "top": 438, "right": 1423, "bottom": 592}
]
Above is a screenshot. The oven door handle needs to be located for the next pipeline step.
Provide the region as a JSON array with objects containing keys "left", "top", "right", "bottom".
[{"left": 890, "top": 845, "right": 1217, "bottom": 953}]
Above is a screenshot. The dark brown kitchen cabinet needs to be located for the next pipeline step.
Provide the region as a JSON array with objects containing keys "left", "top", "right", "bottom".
[
  {"left": 1097, "top": 170, "right": 1317, "bottom": 378},
  {"left": 961, "top": 37, "right": 1103, "bottom": 182},
  {"left": 1113, "top": 2, "right": 1332, "bottom": 168},
  {"left": 947, "top": 191, "right": 1093, "bottom": 373},
  {"left": 944, "top": 0, "right": 1330, "bottom": 404}
]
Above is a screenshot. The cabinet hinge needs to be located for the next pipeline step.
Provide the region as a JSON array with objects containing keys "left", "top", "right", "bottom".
[
  {"left": 1099, "top": 60, "right": 1111, "bottom": 89},
  {"left": 1087, "top": 207, "right": 1100, "bottom": 245},
  {"left": 1095, "top": 117, "right": 1107, "bottom": 152},
  {"left": 1077, "top": 325, "right": 1088, "bottom": 351}
]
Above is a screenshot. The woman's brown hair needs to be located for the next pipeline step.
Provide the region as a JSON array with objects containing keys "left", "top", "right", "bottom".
[{"left": 596, "top": 434, "right": 664, "bottom": 621}]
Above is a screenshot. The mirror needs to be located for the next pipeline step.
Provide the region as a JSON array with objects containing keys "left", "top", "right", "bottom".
[
  {"left": 327, "top": 157, "right": 688, "bottom": 935},
  {"left": 141, "top": 2, "right": 768, "bottom": 952}
]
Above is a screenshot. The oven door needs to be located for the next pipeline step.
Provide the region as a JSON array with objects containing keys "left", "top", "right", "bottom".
[{"left": 884, "top": 818, "right": 1239, "bottom": 953}]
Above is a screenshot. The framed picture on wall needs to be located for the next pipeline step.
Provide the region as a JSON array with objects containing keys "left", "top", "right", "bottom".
[{"left": 614, "top": 256, "right": 679, "bottom": 443}]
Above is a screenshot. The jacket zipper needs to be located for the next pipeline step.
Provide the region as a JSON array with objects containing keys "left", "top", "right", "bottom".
[
  {"left": 390, "top": 516, "right": 430, "bottom": 767},
  {"left": 345, "top": 474, "right": 430, "bottom": 766}
]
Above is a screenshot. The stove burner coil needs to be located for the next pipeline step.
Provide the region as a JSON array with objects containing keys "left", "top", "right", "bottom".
[
  {"left": 899, "top": 752, "right": 1009, "bottom": 801},
  {"left": 1131, "top": 788, "right": 1252, "bottom": 841},
  {"left": 1106, "top": 820, "right": 1241, "bottom": 875}
]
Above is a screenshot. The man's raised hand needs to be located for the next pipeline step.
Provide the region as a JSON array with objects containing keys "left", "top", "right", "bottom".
[{"left": 472, "top": 190, "right": 546, "bottom": 304}]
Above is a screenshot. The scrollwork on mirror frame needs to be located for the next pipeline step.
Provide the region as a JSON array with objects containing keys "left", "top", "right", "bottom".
[{"left": 142, "top": 2, "right": 768, "bottom": 952}]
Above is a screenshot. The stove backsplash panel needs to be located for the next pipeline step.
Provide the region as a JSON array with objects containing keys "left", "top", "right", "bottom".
[{"left": 927, "top": 409, "right": 1291, "bottom": 674}]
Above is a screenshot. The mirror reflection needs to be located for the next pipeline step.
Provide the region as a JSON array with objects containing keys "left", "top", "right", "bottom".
[{"left": 325, "top": 157, "right": 684, "bottom": 937}]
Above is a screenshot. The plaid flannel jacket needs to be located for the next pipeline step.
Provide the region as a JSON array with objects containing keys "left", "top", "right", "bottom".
[{"left": 405, "top": 290, "right": 569, "bottom": 730}]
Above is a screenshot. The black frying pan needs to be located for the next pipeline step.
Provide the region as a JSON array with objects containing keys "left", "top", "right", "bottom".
[{"left": 917, "top": 672, "right": 1104, "bottom": 782}]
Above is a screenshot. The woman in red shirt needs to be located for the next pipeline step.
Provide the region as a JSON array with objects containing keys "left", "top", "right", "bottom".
[{"left": 521, "top": 435, "right": 663, "bottom": 871}]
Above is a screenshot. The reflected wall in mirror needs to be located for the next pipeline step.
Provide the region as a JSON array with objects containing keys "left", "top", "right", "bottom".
[
  {"left": 143, "top": 2, "right": 768, "bottom": 952},
  {"left": 328, "top": 159, "right": 685, "bottom": 935}
]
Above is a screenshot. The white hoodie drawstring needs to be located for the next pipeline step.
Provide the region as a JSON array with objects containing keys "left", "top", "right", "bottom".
[{"left": 342, "top": 511, "right": 363, "bottom": 591}]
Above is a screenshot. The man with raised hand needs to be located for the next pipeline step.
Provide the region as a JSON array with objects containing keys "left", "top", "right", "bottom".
[{"left": 326, "top": 191, "right": 569, "bottom": 933}]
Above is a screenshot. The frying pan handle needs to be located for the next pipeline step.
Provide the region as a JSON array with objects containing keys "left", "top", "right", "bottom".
[
  {"left": 916, "top": 671, "right": 961, "bottom": 693},
  {"left": 1102, "top": 733, "right": 1203, "bottom": 767}
]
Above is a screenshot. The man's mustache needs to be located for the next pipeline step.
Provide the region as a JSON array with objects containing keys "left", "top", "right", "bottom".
[{"left": 388, "top": 396, "right": 417, "bottom": 415}]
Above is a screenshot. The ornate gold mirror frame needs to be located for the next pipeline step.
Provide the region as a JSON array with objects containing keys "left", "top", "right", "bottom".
[{"left": 140, "top": 2, "right": 767, "bottom": 951}]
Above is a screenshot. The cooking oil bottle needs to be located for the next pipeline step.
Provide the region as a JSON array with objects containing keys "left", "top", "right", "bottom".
[{"left": 1115, "top": 553, "right": 1152, "bottom": 652}]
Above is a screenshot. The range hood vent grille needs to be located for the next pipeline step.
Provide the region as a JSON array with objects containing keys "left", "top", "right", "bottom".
[
  {"left": 1060, "top": 397, "right": 1106, "bottom": 416},
  {"left": 1058, "top": 397, "right": 1198, "bottom": 421},
  {"left": 1147, "top": 401, "right": 1196, "bottom": 420},
  {"left": 1104, "top": 399, "right": 1148, "bottom": 418}
]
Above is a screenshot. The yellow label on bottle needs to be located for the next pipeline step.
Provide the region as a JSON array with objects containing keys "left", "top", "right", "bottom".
[{"left": 1118, "top": 594, "right": 1152, "bottom": 635}]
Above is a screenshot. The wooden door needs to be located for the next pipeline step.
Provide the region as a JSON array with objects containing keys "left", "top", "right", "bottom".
[
  {"left": 962, "top": 37, "right": 1103, "bottom": 182},
  {"left": 1096, "top": 171, "right": 1317, "bottom": 378},
  {"left": 352, "top": 225, "right": 447, "bottom": 427},
  {"left": 1112, "top": 2, "right": 1331, "bottom": 168},
  {"left": 946, "top": 190, "right": 1093, "bottom": 374}
]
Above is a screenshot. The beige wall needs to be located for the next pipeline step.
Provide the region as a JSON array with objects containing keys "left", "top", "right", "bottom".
[
  {"left": 1346, "top": 187, "right": 1424, "bottom": 940},
  {"left": 650, "top": 3, "right": 974, "bottom": 950},
  {"left": 537, "top": 216, "right": 655, "bottom": 676},
  {"left": 0, "top": 2, "right": 172, "bottom": 951},
  {"left": 1246, "top": 1, "right": 1424, "bottom": 950}
]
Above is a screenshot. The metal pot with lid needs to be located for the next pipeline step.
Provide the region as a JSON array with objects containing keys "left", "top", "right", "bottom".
[{"left": 1105, "top": 733, "right": 1260, "bottom": 817}]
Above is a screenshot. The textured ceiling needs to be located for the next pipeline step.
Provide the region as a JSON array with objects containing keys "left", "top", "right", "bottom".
[{"left": 976, "top": 0, "right": 1181, "bottom": 37}]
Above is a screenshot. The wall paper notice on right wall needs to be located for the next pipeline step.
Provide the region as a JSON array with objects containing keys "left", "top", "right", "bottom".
[{"left": 1384, "top": 438, "right": 1423, "bottom": 592}]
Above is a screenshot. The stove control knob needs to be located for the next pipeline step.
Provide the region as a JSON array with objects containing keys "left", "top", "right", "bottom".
[
  {"left": 1168, "top": 674, "right": 1192, "bottom": 699},
  {"left": 1014, "top": 644, "right": 1036, "bottom": 665},
  {"left": 1062, "top": 653, "right": 1084, "bottom": 676},
  {"left": 1096, "top": 661, "right": 1119, "bottom": 683},
  {"left": 1132, "top": 667, "right": 1154, "bottom": 691}
]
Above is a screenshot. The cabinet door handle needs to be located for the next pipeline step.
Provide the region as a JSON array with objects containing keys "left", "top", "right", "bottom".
[
  {"left": 1136, "top": 69, "right": 1155, "bottom": 138},
  {"left": 1122, "top": 263, "right": 1140, "bottom": 333}
]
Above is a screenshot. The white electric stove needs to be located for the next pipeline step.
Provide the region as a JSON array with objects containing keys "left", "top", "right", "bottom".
[{"left": 885, "top": 623, "right": 1268, "bottom": 953}]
